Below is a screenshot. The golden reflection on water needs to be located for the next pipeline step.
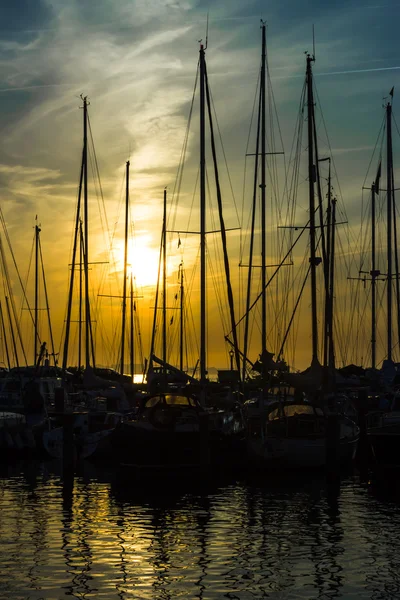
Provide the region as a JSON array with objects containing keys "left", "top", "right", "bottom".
[{"left": 1, "top": 461, "right": 400, "bottom": 599}]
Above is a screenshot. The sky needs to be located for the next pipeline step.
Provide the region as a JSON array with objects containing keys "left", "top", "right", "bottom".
[{"left": 0, "top": 0, "right": 399, "bottom": 373}]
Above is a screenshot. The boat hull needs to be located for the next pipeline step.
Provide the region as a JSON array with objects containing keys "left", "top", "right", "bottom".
[
  {"left": 247, "top": 434, "right": 359, "bottom": 469},
  {"left": 111, "top": 422, "right": 206, "bottom": 468},
  {"left": 368, "top": 424, "right": 400, "bottom": 469}
]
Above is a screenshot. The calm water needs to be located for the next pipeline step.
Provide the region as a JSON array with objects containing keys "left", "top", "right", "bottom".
[{"left": 0, "top": 461, "right": 399, "bottom": 600}]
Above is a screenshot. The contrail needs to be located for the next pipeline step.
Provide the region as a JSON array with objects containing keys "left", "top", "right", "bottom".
[
  {"left": 273, "top": 65, "right": 400, "bottom": 80},
  {"left": 0, "top": 83, "right": 80, "bottom": 93},
  {"left": 318, "top": 65, "right": 400, "bottom": 77}
]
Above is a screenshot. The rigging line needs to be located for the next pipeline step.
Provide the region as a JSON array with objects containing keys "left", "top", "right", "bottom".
[
  {"left": 87, "top": 113, "right": 112, "bottom": 241},
  {"left": 148, "top": 226, "right": 163, "bottom": 367},
  {"left": 363, "top": 113, "right": 386, "bottom": 189},
  {"left": 20, "top": 233, "right": 35, "bottom": 324},
  {"left": 231, "top": 221, "right": 309, "bottom": 334},
  {"left": 0, "top": 207, "right": 35, "bottom": 331},
  {"left": 208, "top": 84, "right": 240, "bottom": 227},
  {"left": 170, "top": 62, "right": 199, "bottom": 233},
  {"left": 243, "top": 77, "right": 261, "bottom": 379},
  {"left": 0, "top": 237, "right": 27, "bottom": 365},
  {"left": 313, "top": 83, "right": 357, "bottom": 266},
  {"left": 240, "top": 70, "right": 261, "bottom": 262},
  {"left": 205, "top": 63, "right": 240, "bottom": 373},
  {"left": 206, "top": 171, "right": 228, "bottom": 335},
  {"left": 282, "top": 81, "right": 306, "bottom": 236},
  {"left": 39, "top": 237, "right": 56, "bottom": 365},
  {"left": 393, "top": 112, "right": 400, "bottom": 139},
  {"left": 110, "top": 167, "right": 127, "bottom": 251},
  {"left": 277, "top": 265, "right": 311, "bottom": 360}
]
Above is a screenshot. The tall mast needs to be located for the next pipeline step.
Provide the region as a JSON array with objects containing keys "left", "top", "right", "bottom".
[
  {"left": 83, "top": 96, "right": 91, "bottom": 369},
  {"left": 204, "top": 61, "right": 241, "bottom": 376},
  {"left": 120, "top": 160, "right": 130, "bottom": 377},
  {"left": 34, "top": 221, "right": 40, "bottom": 365},
  {"left": 162, "top": 188, "right": 167, "bottom": 370},
  {"left": 306, "top": 54, "right": 319, "bottom": 364},
  {"left": 260, "top": 21, "right": 267, "bottom": 369},
  {"left": 130, "top": 273, "right": 134, "bottom": 383},
  {"left": 328, "top": 197, "right": 336, "bottom": 370},
  {"left": 371, "top": 182, "right": 377, "bottom": 369},
  {"left": 322, "top": 157, "right": 331, "bottom": 369},
  {"left": 79, "top": 221, "right": 83, "bottom": 369},
  {"left": 179, "top": 262, "right": 184, "bottom": 372},
  {"left": 243, "top": 76, "right": 261, "bottom": 383},
  {"left": 386, "top": 101, "right": 393, "bottom": 362},
  {"left": 62, "top": 150, "right": 84, "bottom": 370},
  {"left": 200, "top": 43, "right": 207, "bottom": 388}
]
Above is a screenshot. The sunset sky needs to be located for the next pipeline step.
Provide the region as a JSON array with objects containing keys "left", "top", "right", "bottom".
[{"left": 0, "top": 0, "right": 399, "bottom": 373}]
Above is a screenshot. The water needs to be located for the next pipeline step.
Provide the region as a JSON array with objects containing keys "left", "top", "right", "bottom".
[{"left": 1, "top": 461, "right": 400, "bottom": 599}]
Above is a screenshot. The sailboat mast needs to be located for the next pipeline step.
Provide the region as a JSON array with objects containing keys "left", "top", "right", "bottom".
[
  {"left": 328, "top": 197, "right": 336, "bottom": 369},
  {"left": 83, "top": 96, "right": 90, "bottom": 369},
  {"left": 179, "top": 262, "right": 184, "bottom": 372},
  {"left": 371, "top": 182, "right": 377, "bottom": 369},
  {"left": 306, "top": 54, "right": 319, "bottom": 363},
  {"left": 261, "top": 22, "right": 267, "bottom": 362},
  {"left": 34, "top": 222, "right": 40, "bottom": 365},
  {"left": 120, "top": 160, "right": 130, "bottom": 377},
  {"left": 386, "top": 101, "right": 393, "bottom": 362},
  {"left": 200, "top": 44, "right": 207, "bottom": 387},
  {"left": 323, "top": 177, "right": 331, "bottom": 368},
  {"left": 79, "top": 221, "right": 83, "bottom": 370},
  {"left": 162, "top": 188, "right": 167, "bottom": 370},
  {"left": 62, "top": 150, "right": 84, "bottom": 371},
  {"left": 130, "top": 274, "right": 134, "bottom": 383},
  {"left": 243, "top": 80, "right": 261, "bottom": 383}
]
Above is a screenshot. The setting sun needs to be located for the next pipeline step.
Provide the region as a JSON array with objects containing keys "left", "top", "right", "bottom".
[{"left": 118, "top": 235, "right": 160, "bottom": 288}]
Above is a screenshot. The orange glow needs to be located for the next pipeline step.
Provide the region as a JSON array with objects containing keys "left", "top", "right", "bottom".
[{"left": 115, "top": 235, "right": 160, "bottom": 288}]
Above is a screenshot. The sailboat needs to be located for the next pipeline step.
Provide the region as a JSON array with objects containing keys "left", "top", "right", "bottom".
[
  {"left": 245, "top": 32, "right": 359, "bottom": 469},
  {"left": 364, "top": 88, "right": 400, "bottom": 468},
  {"left": 111, "top": 40, "right": 246, "bottom": 473},
  {"left": 43, "top": 98, "right": 128, "bottom": 461}
]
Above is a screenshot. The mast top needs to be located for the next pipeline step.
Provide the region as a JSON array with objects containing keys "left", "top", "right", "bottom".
[{"left": 79, "top": 94, "right": 90, "bottom": 108}]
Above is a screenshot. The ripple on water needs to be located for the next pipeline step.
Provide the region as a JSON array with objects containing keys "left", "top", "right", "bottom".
[{"left": 1, "top": 463, "right": 400, "bottom": 599}]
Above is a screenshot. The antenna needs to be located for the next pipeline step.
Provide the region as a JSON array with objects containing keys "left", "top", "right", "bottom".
[{"left": 312, "top": 24, "right": 316, "bottom": 60}]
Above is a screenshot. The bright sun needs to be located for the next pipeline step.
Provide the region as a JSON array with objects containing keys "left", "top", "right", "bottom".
[{"left": 127, "top": 236, "right": 160, "bottom": 288}]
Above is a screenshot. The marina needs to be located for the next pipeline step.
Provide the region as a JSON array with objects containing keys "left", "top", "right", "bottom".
[{"left": 1, "top": 3, "right": 400, "bottom": 598}]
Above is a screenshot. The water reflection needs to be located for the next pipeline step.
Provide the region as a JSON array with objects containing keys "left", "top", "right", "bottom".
[{"left": 1, "top": 461, "right": 400, "bottom": 599}]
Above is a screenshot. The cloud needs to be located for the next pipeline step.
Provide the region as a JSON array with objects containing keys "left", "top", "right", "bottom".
[{"left": 0, "top": 0, "right": 399, "bottom": 368}]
